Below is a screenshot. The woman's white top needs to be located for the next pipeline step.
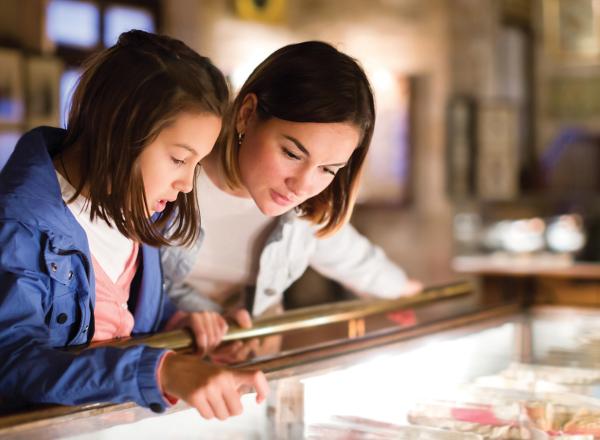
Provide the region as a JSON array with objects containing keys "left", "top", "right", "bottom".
[
  {"left": 55, "top": 171, "right": 134, "bottom": 283},
  {"left": 182, "top": 167, "right": 275, "bottom": 307}
]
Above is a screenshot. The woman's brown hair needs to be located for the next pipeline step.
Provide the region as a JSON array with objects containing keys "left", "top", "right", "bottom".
[
  {"left": 63, "top": 30, "right": 228, "bottom": 247},
  {"left": 217, "top": 41, "right": 375, "bottom": 237}
]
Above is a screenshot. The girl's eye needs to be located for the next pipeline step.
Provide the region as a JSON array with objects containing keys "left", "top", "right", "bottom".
[
  {"left": 171, "top": 157, "right": 185, "bottom": 166},
  {"left": 283, "top": 147, "right": 301, "bottom": 160}
]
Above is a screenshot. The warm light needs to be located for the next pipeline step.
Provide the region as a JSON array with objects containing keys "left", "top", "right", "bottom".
[{"left": 370, "top": 67, "right": 396, "bottom": 92}]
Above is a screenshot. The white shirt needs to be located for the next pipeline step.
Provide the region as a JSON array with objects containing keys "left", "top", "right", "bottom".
[
  {"left": 183, "top": 168, "right": 275, "bottom": 307},
  {"left": 55, "top": 171, "right": 134, "bottom": 283}
]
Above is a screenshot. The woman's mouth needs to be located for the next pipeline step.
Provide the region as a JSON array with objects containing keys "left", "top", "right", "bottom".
[{"left": 270, "top": 189, "right": 293, "bottom": 206}]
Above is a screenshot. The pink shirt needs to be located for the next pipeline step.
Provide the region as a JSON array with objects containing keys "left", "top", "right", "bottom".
[
  {"left": 90, "top": 242, "right": 181, "bottom": 403},
  {"left": 91, "top": 243, "right": 138, "bottom": 341}
]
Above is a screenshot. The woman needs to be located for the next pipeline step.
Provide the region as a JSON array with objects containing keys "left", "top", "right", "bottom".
[{"left": 162, "top": 41, "right": 422, "bottom": 352}]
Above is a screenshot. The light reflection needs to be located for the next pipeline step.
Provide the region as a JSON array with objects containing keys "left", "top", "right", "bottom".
[
  {"left": 0, "top": 131, "right": 20, "bottom": 171},
  {"left": 104, "top": 6, "right": 155, "bottom": 47},
  {"left": 546, "top": 214, "right": 586, "bottom": 253},
  {"left": 59, "top": 69, "right": 81, "bottom": 128},
  {"left": 303, "top": 323, "right": 515, "bottom": 426},
  {"left": 46, "top": 0, "right": 99, "bottom": 48}
]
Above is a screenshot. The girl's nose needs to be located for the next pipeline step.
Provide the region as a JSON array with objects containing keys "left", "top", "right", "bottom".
[{"left": 175, "top": 167, "right": 195, "bottom": 194}]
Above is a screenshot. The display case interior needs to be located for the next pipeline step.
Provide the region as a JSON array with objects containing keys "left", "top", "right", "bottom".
[{"left": 3, "top": 285, "right": 600, "bottom": 439}]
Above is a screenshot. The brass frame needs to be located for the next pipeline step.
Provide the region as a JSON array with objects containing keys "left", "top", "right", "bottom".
[{"left": 94, "top": 281, "right": 473, "bottom": 351}]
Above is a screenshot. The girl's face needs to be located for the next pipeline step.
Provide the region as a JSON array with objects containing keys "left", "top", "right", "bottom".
[
  {"left": 140, "top": 112, "right": 221, "bottom": 215},
  {"left": 237, "top": 103, "right": 360, "bottom": 216}
]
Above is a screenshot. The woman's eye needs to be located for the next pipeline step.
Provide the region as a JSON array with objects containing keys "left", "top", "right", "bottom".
[
  {"left": 171, "top": 157, "right": 185, "bottom": 166},
  {"left": 283, "top": 148, "right": 300, "bottom": 160},
  {"left": 323, "top": 167, "right": 336, "bottom": 176}
]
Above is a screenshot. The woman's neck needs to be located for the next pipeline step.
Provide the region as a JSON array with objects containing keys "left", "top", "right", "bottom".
[{"left": 203, "top": 149, "right": 250, "bottom": 198}]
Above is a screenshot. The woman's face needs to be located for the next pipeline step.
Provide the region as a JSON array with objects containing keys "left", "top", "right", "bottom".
[
  {"left": 237, "top": 100, "right": 360, "bottom": 216},
  {"left": 140, "top": 111, "right": 221, "bottom": 215}
]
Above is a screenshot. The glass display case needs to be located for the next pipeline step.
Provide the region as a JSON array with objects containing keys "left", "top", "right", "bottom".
[{"left": 3, "top": 283, "right": 600, "bottom": 439}]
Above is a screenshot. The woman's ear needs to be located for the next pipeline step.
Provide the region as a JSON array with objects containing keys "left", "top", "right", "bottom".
[{"left": 236, "top": 93, "right": 258, "bottom": 134}]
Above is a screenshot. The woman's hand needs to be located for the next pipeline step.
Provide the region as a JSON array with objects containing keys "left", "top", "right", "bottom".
[
  {"left": 398, "top": 279, "right": 423, "bottom": 297},
  {"left": 160, "top": 353, "right": 269, "bottom": 420},
  {"left": 227, "top": 308, "right": 253, "bottom": 329},
  {"left": 176, "top": 311, "right": 229, "bottom": 355}
]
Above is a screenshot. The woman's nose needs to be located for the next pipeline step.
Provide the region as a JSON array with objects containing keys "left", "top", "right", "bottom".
[{"left": 286, "top": 169, "right": 313, "bottom": 198}]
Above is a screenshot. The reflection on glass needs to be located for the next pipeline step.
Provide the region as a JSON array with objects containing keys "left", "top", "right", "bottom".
[
  {"left": 46, "top": 0, "right": 99, "bottom": 48},
  {"left": 104, "top": 6, "right": 155, "bottom": 47},
  {"left": 59, "top": 69, "right": 81, "bottom": 128},
  {"left": 209, "top": 334, "right": 282, "bottom": 365}
]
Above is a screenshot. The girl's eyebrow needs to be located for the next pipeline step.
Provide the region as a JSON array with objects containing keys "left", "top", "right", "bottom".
[
  {"left": 282, "top": 135, "right": 348, "bottom": 167},
  {"left": 173, "top": 143, "right": 199, "bottom": 156}
]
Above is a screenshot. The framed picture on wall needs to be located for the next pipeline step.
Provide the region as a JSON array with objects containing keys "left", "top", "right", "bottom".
[
  {"left": 358, "top": 74, "right": 412, "bottom": 206},
  {"left": 446, "top": 96, "right": 476, "bottom": 199},
  {"left": 476, "top": 101, "right": 520, "bottom": 200},
  {"left": 234, "top": 0, "right": 286, "bottom": 23},
  {"left": 544, "top": 0, "right": 600, "bottom": 63},
  {"left": 0, "top": 48, "right": 25, "bottom": 125},
  {"left": 26, "top": 56, "right": 63, "bottom": 128}
]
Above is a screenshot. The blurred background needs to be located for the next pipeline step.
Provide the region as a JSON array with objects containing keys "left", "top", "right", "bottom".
[{"left": 0, "top": 0, "right": 599, "bottom": 303}]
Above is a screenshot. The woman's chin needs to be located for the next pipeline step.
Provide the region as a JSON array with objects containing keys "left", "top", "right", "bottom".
[{"left": 257, "top": 200, "right": 292, "bottom": 217}]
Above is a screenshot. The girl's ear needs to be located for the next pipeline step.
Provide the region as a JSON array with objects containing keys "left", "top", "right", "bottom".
[{"left": 236, "top": 93, "right": 258, "bottom": 134}]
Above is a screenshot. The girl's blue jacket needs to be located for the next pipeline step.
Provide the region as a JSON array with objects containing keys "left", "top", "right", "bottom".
[{"left": 0, "top": 127, "right": 176, "bottom": 412}]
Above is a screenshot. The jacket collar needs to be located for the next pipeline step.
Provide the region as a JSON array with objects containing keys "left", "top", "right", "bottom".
[{"left": 0, "top": 127, "right": 84, "bottom": 242}]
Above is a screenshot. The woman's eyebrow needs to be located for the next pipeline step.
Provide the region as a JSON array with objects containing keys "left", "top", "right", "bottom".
[
  {"left": 283, "top": 135, "right": 310, "bottom": 156},
  {"left": 283, "top": 135, "right": 348, "bottom": 167}
]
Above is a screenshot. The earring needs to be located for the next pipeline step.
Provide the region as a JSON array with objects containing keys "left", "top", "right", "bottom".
[{"left": 237, "top": 131, "right": 245, "bottom": 146}]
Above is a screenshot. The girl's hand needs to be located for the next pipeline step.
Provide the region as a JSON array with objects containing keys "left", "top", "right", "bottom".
[
  {"left": 181, "top": 311, "right": 229, "bottom": 355},
  {"left": 160, "top": 353, "right": 269, "bottom": 420}
]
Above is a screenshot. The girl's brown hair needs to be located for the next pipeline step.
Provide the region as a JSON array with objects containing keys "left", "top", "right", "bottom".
[
  {"left": 217, "top": 41, "right": 375, "bottom": 237},
  {"left": 63, "top": 30, "right": 228, "bottom": 247}
]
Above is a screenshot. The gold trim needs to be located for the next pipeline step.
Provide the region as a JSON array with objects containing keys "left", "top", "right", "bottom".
[{"left": 95, "top": 281, "right": 472, "bottom": 351}]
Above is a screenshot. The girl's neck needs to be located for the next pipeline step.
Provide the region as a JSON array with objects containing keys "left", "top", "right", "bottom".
[
  {"left": 53, "top": 144, "right": 89, "bottom": 197},
  {"left": 203, "top": 149, "right": 250, "bottom": 198}
]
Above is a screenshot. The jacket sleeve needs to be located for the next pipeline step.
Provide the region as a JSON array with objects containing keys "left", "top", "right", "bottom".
[
  {"left": 161, "top": 229, "right": 222, "bottom": 313},
  {"left": 0, "top": 222, "right": 169, "bottom": 411},
  {"left": 309, "top": 222, "right": 409, "bottom": 299}
]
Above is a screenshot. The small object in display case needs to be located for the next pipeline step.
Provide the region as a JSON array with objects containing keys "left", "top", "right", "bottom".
[{"left": 407, "top": 400, "right": 527, "bottom": 439}]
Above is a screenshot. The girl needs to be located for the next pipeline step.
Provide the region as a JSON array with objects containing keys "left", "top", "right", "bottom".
[
  {"left": 0, "top": 30, "right": 267, "bottom": 420},
  {"left": 162, "top": 41, "right": 422, "bottom": 352}
]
